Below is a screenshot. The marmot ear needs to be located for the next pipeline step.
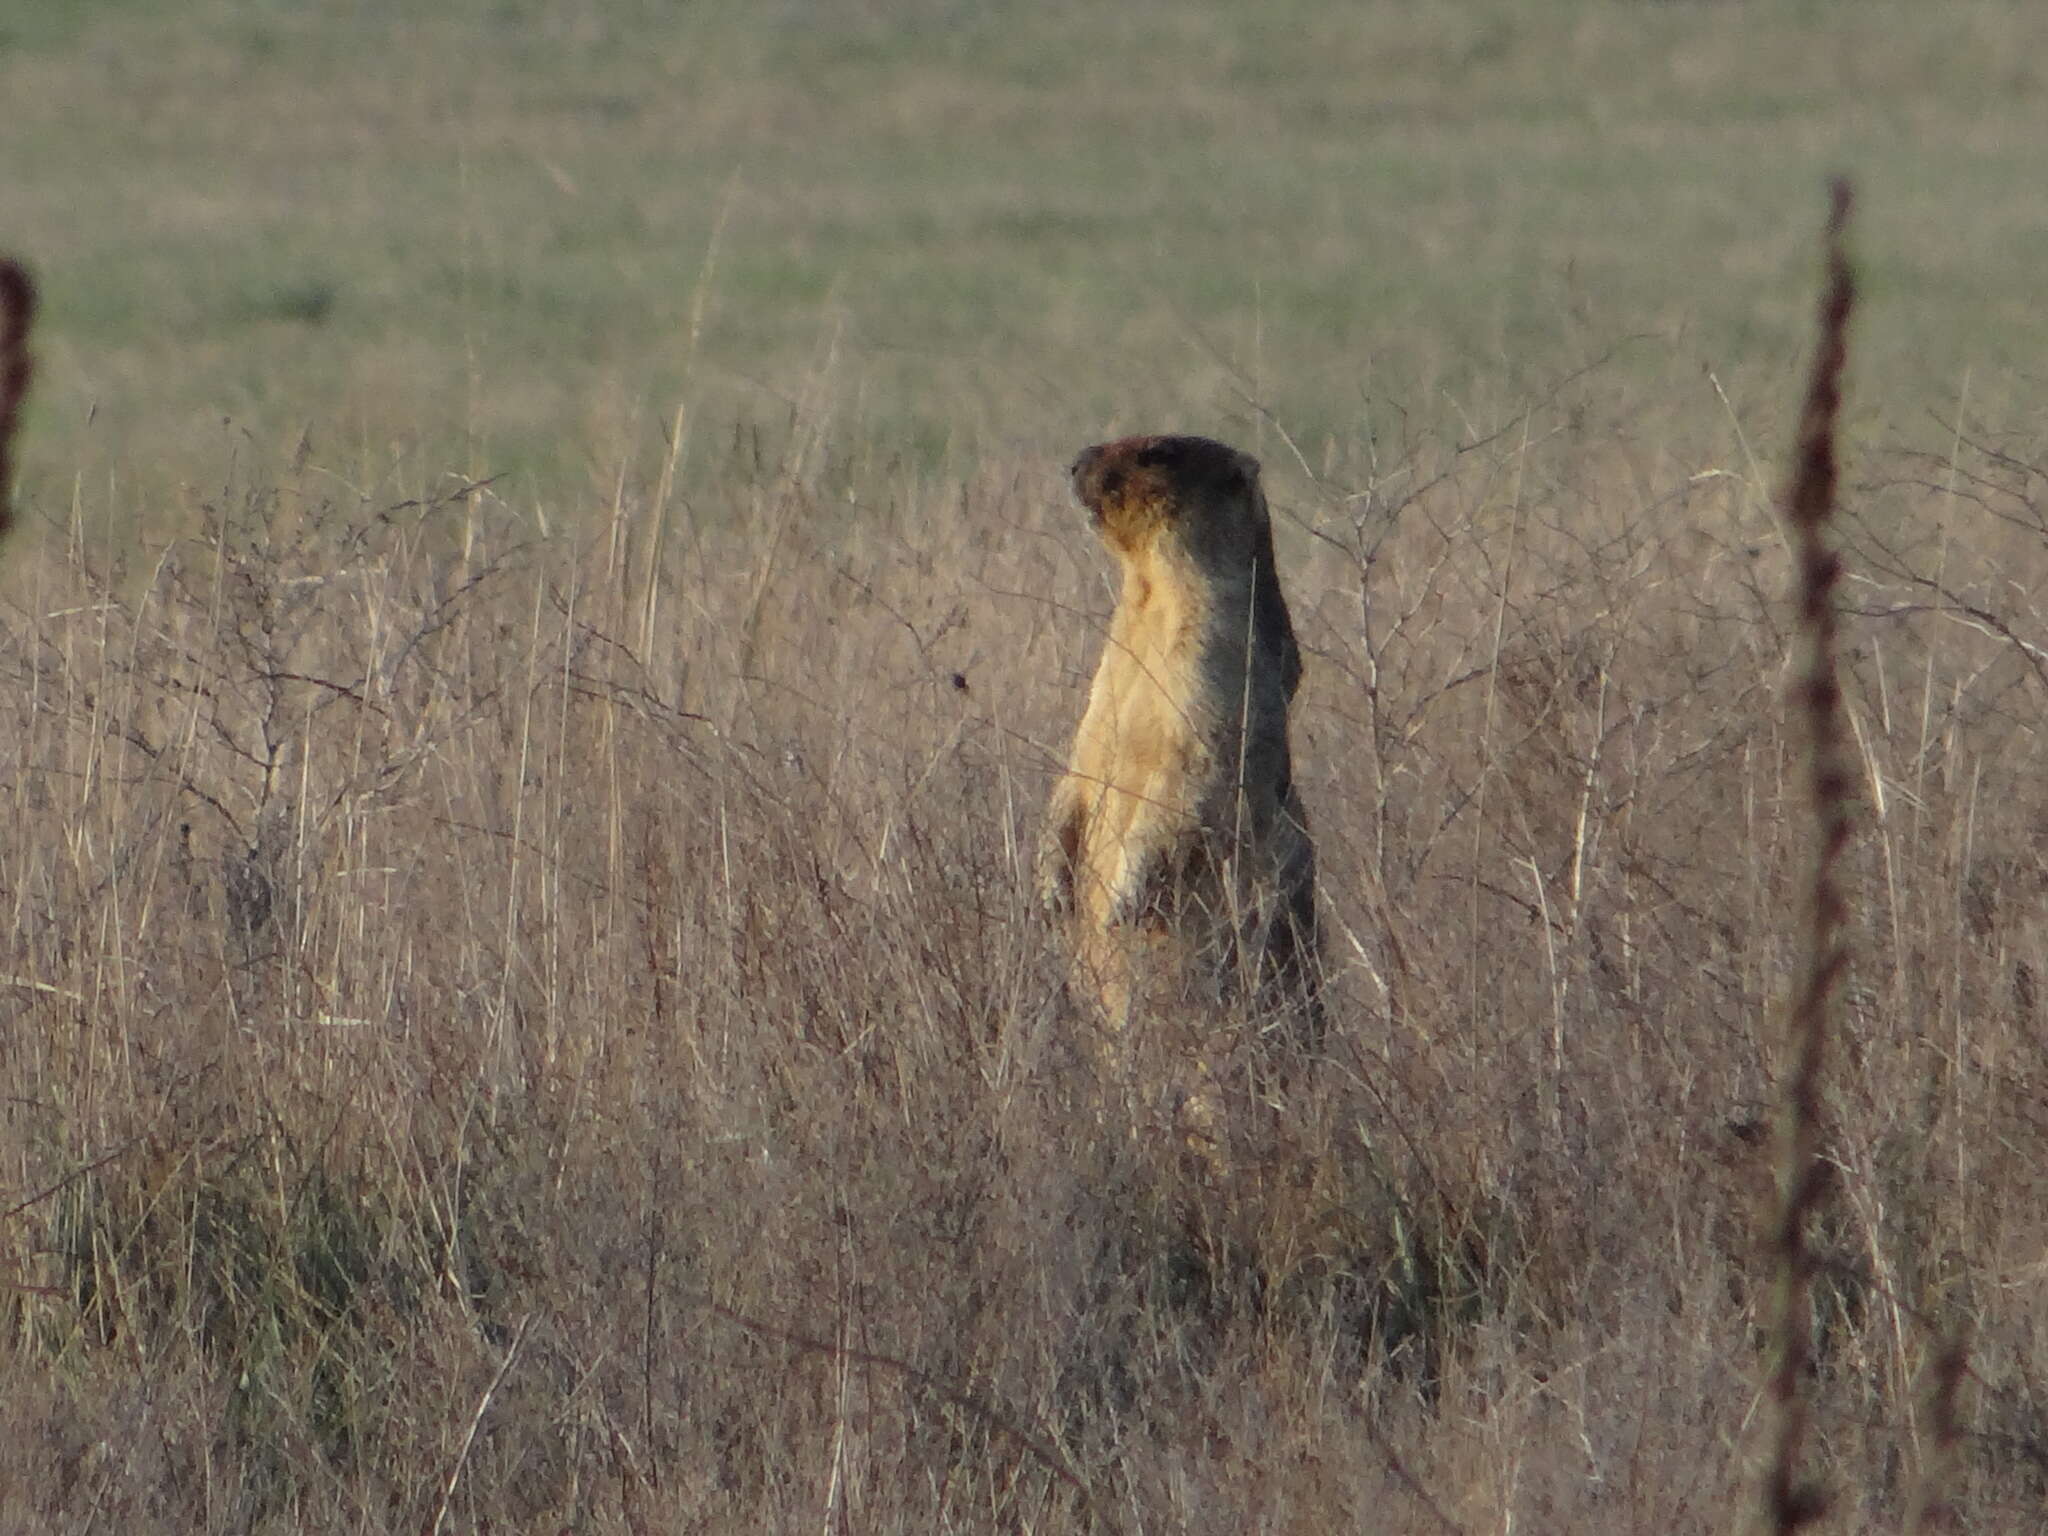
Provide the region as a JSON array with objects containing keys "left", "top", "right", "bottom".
[{"left": 1231, "top": 449, "right": 1263, "bottom": 495}]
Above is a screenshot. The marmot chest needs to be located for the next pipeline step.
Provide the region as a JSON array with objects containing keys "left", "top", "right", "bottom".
[{"left": 1071, "top": 567, "right": 1272, "bottom": 831}]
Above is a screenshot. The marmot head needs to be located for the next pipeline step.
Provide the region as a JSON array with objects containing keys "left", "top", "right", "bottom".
[
  {"left": 1069, "top": 433, "right": 1301, "bottom": 695},
  {"left": 1070, "top": 434, "right": 1269, "bottom": 572}
]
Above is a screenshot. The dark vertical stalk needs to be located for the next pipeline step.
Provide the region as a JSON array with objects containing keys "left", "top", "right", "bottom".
[
  {"left": 0, "top": 258, "right": 36, "bottom": 540},
  {"left": 1761, "top": 176, "right": 1856, "bottom": 1536},
  {"left": 1906, "top": 1332, "right": 1969, "bottom": 1532}
]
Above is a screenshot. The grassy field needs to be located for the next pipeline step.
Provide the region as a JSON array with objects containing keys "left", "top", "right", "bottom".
[
  {"left": 8, "top": 0, "right": 2048, "bottom": 505},
  {"left": 3, "top": 1, "right": 2048, "bottom": 1530}
]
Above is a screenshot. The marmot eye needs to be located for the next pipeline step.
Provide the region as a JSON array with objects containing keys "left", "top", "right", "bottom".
[{"left": 1096, "top": 468, "right": 1126, "bottom": 499}]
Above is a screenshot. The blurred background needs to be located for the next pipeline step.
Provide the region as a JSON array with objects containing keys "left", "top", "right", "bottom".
[{"left": 6, "top": 0, "right": 2044, "bottom": 516}]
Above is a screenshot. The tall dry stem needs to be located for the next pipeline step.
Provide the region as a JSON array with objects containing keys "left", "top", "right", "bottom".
[
  {"left": 0, "top": 257, "right": 34, "bottom": 539},
  {"left": 1759, "top": 175, "right": 1855, "bottom": 1536},
  {"left": 1905, "top": 1333, "right": 1969, "bottom": 1533}
]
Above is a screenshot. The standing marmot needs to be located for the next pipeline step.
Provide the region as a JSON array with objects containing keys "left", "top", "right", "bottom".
[{"left": 1038, "top": 434, "right": 1321, "bottom": 1106}]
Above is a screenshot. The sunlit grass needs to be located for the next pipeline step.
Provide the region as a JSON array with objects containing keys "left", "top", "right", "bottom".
[{"left": 4, "top": 3, "right": 2048, "bottom": 1528}]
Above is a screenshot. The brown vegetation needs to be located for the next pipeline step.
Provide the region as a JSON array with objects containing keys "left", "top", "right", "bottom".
[{"left": 1, "top": 255, "right": 2046, "bottom": 1533}]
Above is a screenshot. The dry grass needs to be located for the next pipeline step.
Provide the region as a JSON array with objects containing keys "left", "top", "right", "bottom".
[
  {"left": 5, "top": 2, "right": 2045, "bottom": 1523},
  {"left": 2, "top": 266, "right": 2047, "bottom": 1528}
]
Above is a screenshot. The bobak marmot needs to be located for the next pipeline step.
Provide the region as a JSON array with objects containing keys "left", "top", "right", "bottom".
[{"left": 1038, "top": 434, "right": 1321, "bottom": 1107}]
